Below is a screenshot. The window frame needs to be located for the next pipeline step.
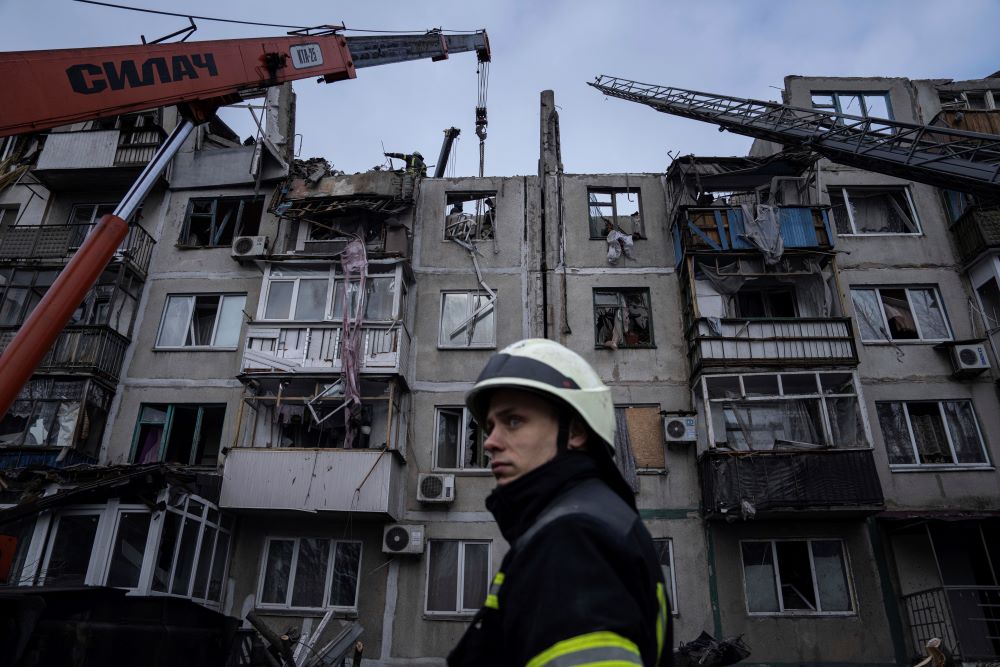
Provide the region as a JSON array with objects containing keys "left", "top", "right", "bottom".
[
  {"left": 811, "top": 91, "right": 893, "bottom": 119},
  {"left": 444, "top": 191, "right": 497, "bottom": 242},
  {"left": 828, "top": 186, "right": 921, "bottom": 236},
  {"left": 593, "top": 287, "right": 655, "bottom": 349},
  {"left": 433, "top": 406, "right": 489, "bottom": 472},
  {"left": 0, "top": 204, "right": 20, "bottom": 228},
  {"left": 178, "top": 195, "right": 264, "bottom": 248},
  {"left": 155, "top": 293, "right": 247, "bottom": 350},
  {"left": 129, "top": 403, "right": 226, "bottom": 465},
  {"left": 254, "top": 536, "right": 363, "bottom": 612},
  {"left": 652, "top": 538, "right": 679, "bottom": 616},
  {"left": 700, "top": 370, "right": 872, "bottom": 450},
  {"left": 739, "top": 538, "right": 857, "bottom": 617},
  {"left": 424, "top": 539, "right": 492, "bottom": 617},
  {"left": 67, "top": 203, "right": 117, "bottom": 249},
  {"left": 850, "top": 285, "right": 954, "bottom": 343},
  {"left": 258, "top": 264, "right": 404, "bottom": 323},
  {"left": 587, "top": 187, "right": 644, "bottom": 240},
  {"left": 438, "top": 290, "right": 496, "bottom": 349},
  {"left": 876, "top": 399, "right": 992, "bottom": 471}
]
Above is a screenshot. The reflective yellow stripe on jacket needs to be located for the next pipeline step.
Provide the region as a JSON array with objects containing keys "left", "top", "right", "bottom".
[
  {"left": 655, "top": 582, "right": 667, "bottom": 662},
  {"left": 526, "top": 630, "right": 642, "bottom": 667},
  {"left": 484, "top": 571, "right": 504, "bottom": 610}
]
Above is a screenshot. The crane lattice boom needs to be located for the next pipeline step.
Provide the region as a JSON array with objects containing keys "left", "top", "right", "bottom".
[{"left": 590, "top": 75, "right": 1000, "bottom": 197}]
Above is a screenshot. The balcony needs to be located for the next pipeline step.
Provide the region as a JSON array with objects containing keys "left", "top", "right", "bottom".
[
  {"left": 901, "top": 587, "right": 1000, "bottom": 661},
  {"left": 673, "top": 206, "right": 834, "bottom": 264},
  {"left": 219, "top": 448, "right": 404, "bottom": 518},
  {"left": 34, "top": 127, "right": 166, "bottom": 190},
  {"left": 241, "top": 323, "right": 410, "bottom": 379},
  {"left": 688, "top": 317, "right": 858, "bottom": 372},
  {"left": 0, "top": 222, "right": 155, "bottom": 277},
  {"left": 951, "top": 206, "right": 1000, "bottom": 264},
  {"left": 0, "top": 326, "right": 129, "bottom": 383},
  {"left": 699, "top": 448, "right": 883, "bottom": 519}
]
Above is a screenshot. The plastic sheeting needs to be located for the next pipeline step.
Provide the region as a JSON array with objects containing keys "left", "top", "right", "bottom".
[
  {"left": 606, "top": 230, "right": 635, "bottom": 265},
  {"left": 339, "top": 240, "right": 368, "bottom": 449},
  {"left": 694, "top": 257, "right": 833, "bottom": 319},
  {"left": 740, "top": 204, "right": 784, "bottom": 265}
]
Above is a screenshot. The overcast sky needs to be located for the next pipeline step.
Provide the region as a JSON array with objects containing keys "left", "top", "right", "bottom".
[{"left": 2, "top": 0, "right": 998, "bottom": 177}]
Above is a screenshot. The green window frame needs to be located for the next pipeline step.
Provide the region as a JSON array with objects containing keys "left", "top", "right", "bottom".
[{"left": 130, "top": 403, "right": 225, "bottom": 465}]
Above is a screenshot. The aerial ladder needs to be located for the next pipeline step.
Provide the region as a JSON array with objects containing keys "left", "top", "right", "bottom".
[
  {"left": 0, "top": 28, "right": 490, "bottom": 417},
  {"left": 589, "top": 76, "right": 1000, "bottom": 199}
]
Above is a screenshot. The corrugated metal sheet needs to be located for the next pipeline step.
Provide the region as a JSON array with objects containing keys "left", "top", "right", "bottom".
[
  {"left": 219, "top": 448, "right": 402, "bottom": 517},
  {"left": 778, "top": 207, "right": 818, "bottom": 247},
  {"left": 36, "top": 131, "right": 118, "bottom": 170}
]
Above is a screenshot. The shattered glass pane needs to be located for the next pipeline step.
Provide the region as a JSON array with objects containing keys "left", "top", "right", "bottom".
[
  {"left": 291, "top": 538, "right": 330, "bottom": 608},
  {"left": 776, "top": 541, "right": 817, "bottom": 610},
  {"left": 850, "top": 289, "right": 886, "bottom": 341},
  {"left": 261, "top": 539, "right": 294, "bottom": 604},
  {"left": 909, "top": 288, "right": 950, "bottom": 340},
  {"left": 879, "top": 289, "right": 918, "bottom": 340},
  {"left": 943, "top": 401, "right": 987, "bottom": 464},
  {"left": 705, "top": 376, "right": 741, "bottom": 399},
  {"left": 876, "top": 402, "right": 916, "bottom": 465},
  {"left": 847, "top": 189, "right": 917, "bottom": 233},
  {"left": 436, "top": 408, "right": 461, "bottom": 468},
  {"left": 330, "top": 541, "right": 361, "bottom": 607},
  {"left": 826, "top": 396, "right": 866, "bottom": 448},
  {"left": 743, "top": 375, "right": 779, "bottom": 397},
  {"left": 365, "top": 277, "right": 396, "bottom": 320}
]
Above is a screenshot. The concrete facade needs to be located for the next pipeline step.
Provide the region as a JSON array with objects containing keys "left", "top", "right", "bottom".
[{"left": 2, "top": 71, "right": 1000, "bottom": 667}]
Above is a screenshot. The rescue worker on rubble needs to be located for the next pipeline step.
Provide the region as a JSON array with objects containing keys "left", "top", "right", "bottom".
[
  {"left": 384, "top": 150, "right": 427, "bottom": 177},
  {"left": 448, "top": 339, "right": 673, "bottom": 667}
]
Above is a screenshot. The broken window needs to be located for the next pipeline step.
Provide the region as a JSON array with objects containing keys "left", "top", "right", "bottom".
[
  {"left": 156, "top": 294, "right": 246, "bottom": 348},
  {"left": 588, "top": 188, "right": 643, "bottom": 239},
  {"left": 653, "top": 539, "right": 678, "bottom": 615},
  {"left": 179, "top": 196, "right": 263, "bottom": 247},
  {"left": 703, "top": 371, "right": 866, "bottom": 450},
  {"left": 68, "top": 203, "right": 116, "bottom": 248},
  {"left": 439, "top": 291, "right": 495, "bottom": 348},
  {"left": 257, "top": 537, "right": 361, "bottom": 610},
  {"left": 0, "top": 268, "right": 57, "bottom": 326},
  {"left": 594, "top": 288, "right": 653, "bottom": 349},
  {"left": 811, "top": 92, "right": 892, "bottom": 119},
  {"left": 131, "top": 403, "right": 225, "bottom": 465},
  {"left": 941, "top": 189, "right": 975, "bottom": 224},
  {"left": 333, "top": 274, "right": 399, "bottom": 321},
  {"left": 876, "top": 399, "right": 989, "bottom": 467},
  {"left": 445, "top": 192, "right": 496, "bottom": 241},
  {"left": 741, "top": 539, "right": 853, "bottom": 614},
  {"left": 150, "top": 495, "right": 232, "bottom": 603},
  {"left": 829, "top": 187, "right": 919, "bottom": 234},
  {"left": 735, "top": 287, "right": 797, "bottom": 318},
  {"left": 617, "top": 405, "right": 663, "bottom": 470},
  {"left": 435, "top": 406, "right": 487, "bottom": 470},
  {"left": 850, "top": 286, "right": 952, "bottom": 342},
  {"left": 41, "top": 512, "right": 100, "bottom": 586},
  {"left": 426, "top": 540, "right": 490, "bottom": 615},
  {"left": 0, "top": 379, "right": 88, "bottom": 449}
]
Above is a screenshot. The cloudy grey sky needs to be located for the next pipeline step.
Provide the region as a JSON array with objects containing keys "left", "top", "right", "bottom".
[{"left": 2, "top": 0, "right": 998, "bottom": 176}]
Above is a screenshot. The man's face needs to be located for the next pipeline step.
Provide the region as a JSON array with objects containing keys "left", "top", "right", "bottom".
[{"left": 483, "top": 389, "right": 560, "bottom": 487}]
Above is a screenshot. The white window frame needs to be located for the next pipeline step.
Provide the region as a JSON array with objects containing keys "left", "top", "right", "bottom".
[
  {"left": 739, "top": 538, "right": 856, "bottom": 617},
  {"left": 155, "top": 293, "right": 247, "bottom": 349},
  {"left": 652, "top": 538, "right": 679, "bottom": 616},
  {"left": 433, "top": 406, "right": 489, "bottom": 472},
  {"left": 438, "top": 291, "right": 496, "bottom": 349},
  {"left": 877, "top": 399, "right": 992, "bottom": 471},
  {"left": 258, "top": 264, "right": 335, "bottom": 322},
  {"left": 424, "top": 539, "right": 492, "bottom": 616},
  {"left": 20, "top": 493, "right": 230, "bottom": 610},
  {"left": 700, "top": 370, "right": 873, "bottom": 450},
  {"left": 811, "top": 91, "right": 892, "bottom": 119},
  {"left": 255, "top": 536, "right": 362, "bottom": 612},
  {"left": 828, "top": 186, "right": 921, "bottom": 236},
  {"left": 850, "top": 286, "right": 954, "bottom": 343}
]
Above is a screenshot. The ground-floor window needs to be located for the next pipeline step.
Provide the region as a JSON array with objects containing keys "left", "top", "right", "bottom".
[
  {"left": 740, "top": 539, "right": 854, "bottom": 615},
  {"left": 257, "top": 537, "right": 362, "bottom": 611},
  {"left": 425, "top": 539, "right": 490, "bottom": 615}
]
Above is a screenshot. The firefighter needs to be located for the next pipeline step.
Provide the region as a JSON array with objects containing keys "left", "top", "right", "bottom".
[
  {"left": 448, "top": 338, "right": 673, "bottom": 667},
  {"left": 384, "top": 150, "right": 427, "bottom": 177}
]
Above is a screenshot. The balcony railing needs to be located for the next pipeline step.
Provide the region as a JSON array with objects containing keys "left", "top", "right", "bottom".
[
  {"left": 951, "top": 206, "right": 1000, "bottom": 263},
  {"left": 241, "top": 322, "right": 410, "bottom": 378},
  {"left": 688, "top": 317, "right": 858, "bottom": 371},
  {"left": 673, "top": 206, "right": 834, "bottom": 263},
  {"left": 0, "top": 326, "right": 130, "bottom": 383},
  {"left": 901, "top": 586, "right": 1000, "bottom": 661},
  {"left": 219, "top": 448, "right": 404, "bottom": 518},
  {"left": 0, "top": 222, "right": 155, "bottom": 276},
  {"left": 699, "top": 448, "right": 883, "bottom": 519}
]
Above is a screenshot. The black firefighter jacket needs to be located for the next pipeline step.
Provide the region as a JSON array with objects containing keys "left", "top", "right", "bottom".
[{"left": 448, "top": 453, "right": 673, "bottom": 667}]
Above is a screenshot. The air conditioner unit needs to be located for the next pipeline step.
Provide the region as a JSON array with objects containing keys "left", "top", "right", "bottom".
[
  {"left": 231, "top": 235, "right": 268, "bottom": 259},
  {"left": 382, "top": 524, "right": 425, "bottom": 555},
  {"left": 949, "top": 343, "right": 990, "bottom": 378},
  {"left": 417, "top": 473, "right": 455, "bottom": 504},
  {"left": 663, "top": 413, "right": 697, "bottom": 443}
]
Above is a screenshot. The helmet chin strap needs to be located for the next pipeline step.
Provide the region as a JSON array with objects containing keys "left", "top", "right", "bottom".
[{"left": 555, "top": 412, "right": 572, "bottom": 456}]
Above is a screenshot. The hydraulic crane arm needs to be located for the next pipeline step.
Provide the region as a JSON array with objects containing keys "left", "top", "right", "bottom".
[
  {"left": 0, "top": 28, "right": 489, "bottom": 418},
  {"left": 0, "top": 30, "right": 490, "bottom": 136},
  {"left": 589, "top": 75, "right": 1000, "bottom": 198}
]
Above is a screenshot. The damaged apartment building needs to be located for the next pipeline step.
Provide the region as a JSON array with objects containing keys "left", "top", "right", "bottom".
[{"left": 1, "top": 70, "right": 1000, "bottom": 667}]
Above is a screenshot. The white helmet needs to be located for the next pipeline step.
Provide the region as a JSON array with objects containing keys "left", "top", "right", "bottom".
[{"left": 465, "top": 339, "right": 616, "bottom": 452}]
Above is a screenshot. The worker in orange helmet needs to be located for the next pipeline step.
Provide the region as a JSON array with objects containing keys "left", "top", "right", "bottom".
[{"left": 448, "top": 338, "right": 673, "bottom": 667}]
